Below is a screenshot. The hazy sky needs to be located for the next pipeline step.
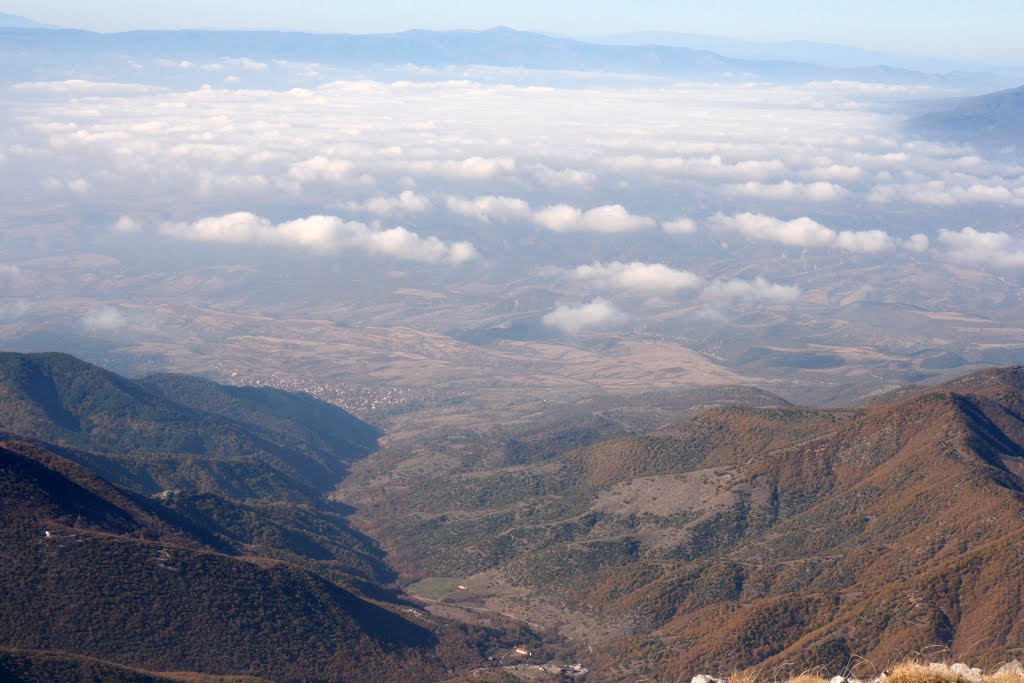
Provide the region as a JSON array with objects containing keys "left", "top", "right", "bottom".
[{"left": 3, "top": 0, "right": 1023, "bottom": 64}]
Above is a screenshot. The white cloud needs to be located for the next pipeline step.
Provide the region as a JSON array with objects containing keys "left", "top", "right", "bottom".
[
  {"left": 903, "top": 233, "right": 930, "bottom": 253},
  {"left": 158, "top": 212, "right": 477, "bottom": 264},
  {"left": 411, "top": 156, "right": 516, "bottom": 181},
  {"left": 726, "top": 180, "right": 848, "bottom": 202},
  {"left": 288, "top": 156, "right": 355, "bottom": 183},
  {"left": 869, "top": 180, "right": 1024, "bottom": 207},
  {"left": 662, "top": 217, "right": 696, "bottom": 234},
  {"left": 701, "top": 276, "right": 800, "bottom": 303},
  {"left": 799, "top": 164, "right": 863, "bottom": 182},
  {"left": 219, "top": 57, "right": 269, "bottom": 72},
  {"left": 446, "top": 195, "right": 532, "bottom": 222},
  {"left": 158, "top": 59, "right": 196, "bottom": 69},
  {"left": 82, "top": 306, "right": 127, "bottom": 332},
  {"left": 12, "top": 80, "right": 164, "bottom": 94},
  {"left": 575, "top": 261, "right": 702, "bottom": 293},
  {"left": 542, "top": 299, "right": 628, "bottom": 335},
  {"left": 711, "top": 212, "right": 896, "bottom": 253},
  {"left": 110, "top": 216, "right": 142, "bottom": 233},
  {"left": 0, "top": 301, "right": 30, "bottom": 321},
  {"left": 938, "top": 227, "right": 1024, "bottom": 268},
  {"left": 533, "top": 204, "right": 655, "bottom": 233},
  {"left": 348, "top": 191, "right": 431, "bottom": 216},
  {"left": 533, "top": 165, "right": 596, "bottom": 188}
]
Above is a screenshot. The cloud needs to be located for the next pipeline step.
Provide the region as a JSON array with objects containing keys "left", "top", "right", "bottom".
[
  {"left": 288, "top": 156, "right": 355, "bottom": 183},
  {"left": 533, "top": 165, "right": 596, "bottom": 188},
  {"left": 110, "top": 216, "right": 142, "bottom": 233},
  {"left": 903, "top": 233, "right": 930, "bottom": 253},
  {"left": 407, "top": 156, "right": 516, "bottom": 181},
  {"left": 869, "top": 180, "right": 1024, "bottom": 207},
  {"left": 158, "top": 212, "right": 478, "bottom": 264},
  {"left": 726, "top": 180, "right": 849, "bottom": 202},
  {"left": 446, "top": 195, "right": 532, "bottom": 222},
  {"left": 574, "top": 261, "right": 702, "bottom": 293},
  {"left": 218, "top": 57, "right": 269, "bottom": 72},
  {"left": 347, "top": 191, "right": 431, "bottom": 216},
  {"left": 799, "top": 164, "right": 863, "bottom": 182},
  {"left": 711, "top": 212, "right": 897, "bottom": 253},
  {"left": 82, "top": 306, "right": 128, "bottom": 332},
  {"left": 533, "top": 204, "right": 655, "bottom": 233},
  {"left": 542, "top": 299, "right": 628, "bottom": 335},
  {"left": 0, "top": 301, "right": 30, "bottom": 321},
  {"left": 701, "top": 276, "right": 800, "bottom": 303},
  {"left": 662, "top": 217, "right": 696, "bottom": 234},
  {"left": 938, "top": 227, "right": 1024, "bottom": 268},
  {"left": 12, "top": 80, "right": 164, "bottom": 94}
]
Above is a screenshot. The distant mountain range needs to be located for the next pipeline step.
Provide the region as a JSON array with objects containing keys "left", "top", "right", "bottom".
[
  {"left": 589, "top": 31, "right": 974, "bottom": 72},
  {"left": 0, "top": 12, "right": 52, "bottom": 29},
  {"left": 0, "top": 25, "right": 1006, "bottom": 88},
  {"left": 911, "top": 84, "right": 1024, "bottom": 146}
]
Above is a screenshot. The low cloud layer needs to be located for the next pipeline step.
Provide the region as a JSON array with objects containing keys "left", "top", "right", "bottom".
[
  {"left": 158, "top": 212, "right": 478, "bottom": 264},
  {"left": 939, "top": 227, "right": 1024, "bottom": 268},
  {"left": 701, "top": 276, "right": 801, "bottom": 303},
  {"left": 532, "top": 204, "right": 655, "bottom": 233},
  {"left": 446, "top": 195, "right": 532, "bottom": 222},
  {"left": 575, "top": 261, "right": 702, "bottom": 293},
  {"left": 711, "top": 212, "right": 928, "bottom": 254},
  {"left": 81, "top": 306, "right": 128, "bottom": 333},
  {"left": 543, "top": 299, "right": 629, "bottom": 335}
]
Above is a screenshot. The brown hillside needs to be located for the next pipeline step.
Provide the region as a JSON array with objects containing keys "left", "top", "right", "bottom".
[{"left": 340, "top": 368, "right": 1024, "bottom": 682}]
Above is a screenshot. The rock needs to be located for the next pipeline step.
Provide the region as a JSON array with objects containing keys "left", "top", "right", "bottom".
[
  {"left": 691, "top": 676, "right": 724, "bottom": 683},
  {"left": 929, "top": 663, "right": 984, "bottom": 683},
  {"left": 949, "top": 663, "right": 984, "bottom": 682},
  {"left": 831, "top": 677, "right": 864, "bottom": 683},
  {"left": 997, "top": 661, "right": 1024, "bottom": 677}
]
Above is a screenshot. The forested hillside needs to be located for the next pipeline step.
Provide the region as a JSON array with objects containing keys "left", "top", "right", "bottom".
[
  {"left": 339, "top": 368, "right": 1024, "bottom": 681},
  {"left": 0, "top": 353, "right": 544, "bottom": 682}
]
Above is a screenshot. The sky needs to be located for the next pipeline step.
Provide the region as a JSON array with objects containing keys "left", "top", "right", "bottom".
[{"left": 3, "top": 0, "right": 1023, "bottom": 64}]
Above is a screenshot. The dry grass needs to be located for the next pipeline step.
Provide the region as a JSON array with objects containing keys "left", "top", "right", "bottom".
[
  {"left": 886, "top": 661, "right": 1024, "bottom": 683},
  {"left": 887, "top": 662, "right": 962, "bottom": 683},
  {"left": 728, "top": 662, "right": 1024, "bottom": 683},
  {"left": 727, "top": 670, "right": 830, "bottom": 683}
]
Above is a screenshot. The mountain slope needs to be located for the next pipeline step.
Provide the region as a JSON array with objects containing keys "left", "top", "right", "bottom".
[
  {"left": 911, "top": 85, "right": 1024, "bottom": 146},
  {"left": 0, "top": 352, "right": 376, "bottom": 502},
  {"left": 340, "top": 368, "right": 1024, "bottom": 680},
  {"left": 0, "top": 13, "right": 50, "bottom": 29},
  {"left": 0, "top": 439, "right": 530, "bottom": 682},
  {"left": 137, "top": 372, "right": 379, "bottom": 465},
  {"left": 0, "top": 648, "right": 271, "bottom": 682}
]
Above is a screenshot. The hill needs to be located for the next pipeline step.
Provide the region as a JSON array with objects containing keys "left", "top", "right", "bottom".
[
  {"left": 910, "top": 85, "right": 1024, "bottom": 146},
  {"left": 0, "top": 352, "right": 378, "bottom": 502},
  {"left": 0, "top": 647, "right": 272, "bottom": 682},
  {"left": 338, "top": 367, "right": 1024, "bottom": 681},
  {"left": 0, "top": 440, "right": 439, "bottom": 680},
  {"left": 0, "top": 437, "right": 542, "bottom": 681},
  {"left": 0, "top": 12, "right": 51, "bottom": 29}
]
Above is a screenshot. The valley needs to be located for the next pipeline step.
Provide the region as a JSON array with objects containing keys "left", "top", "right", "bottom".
[{"left": 2, "top": 9, "right": 1024, "bottom": 681}]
